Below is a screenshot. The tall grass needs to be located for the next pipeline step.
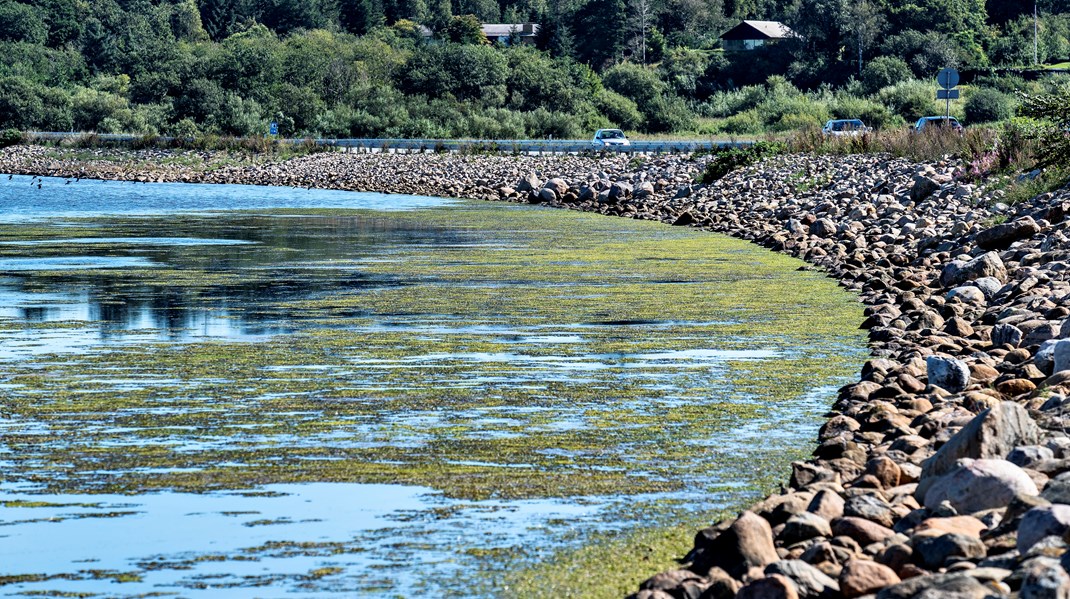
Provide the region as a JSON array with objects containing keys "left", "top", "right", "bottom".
[{"left": 788, "top": 125, "right": 999, "bottom": 163}]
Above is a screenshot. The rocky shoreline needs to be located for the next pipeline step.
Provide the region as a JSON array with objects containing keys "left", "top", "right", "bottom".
[{"left": 4, "top": 145, "right": 1070, "bottom": 599}]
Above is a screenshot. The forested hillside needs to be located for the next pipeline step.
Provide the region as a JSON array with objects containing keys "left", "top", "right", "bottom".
[{"left": 0, "top": 0, "right": 1068, "bottom": 138}]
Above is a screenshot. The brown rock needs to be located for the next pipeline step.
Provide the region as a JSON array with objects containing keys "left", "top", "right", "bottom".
[
  {"left": 839, "top": 559, "right": 901, "bottom": 598},
  {"left": 640, "top": 568, "right": 704, "bottom": 591},
  {"left": 968, "top": 363, "right": 999, "bottom": 383},
  {"left": 736, "top": 574, "right": 799, "bottom": 599},
  {"left": 996, "top": 378, "right": 1037, "bottom": 396},
  {"left": 864, "top": 456, "right": 902, "bottom": 489},
  {"left": 791, "top": 462, "right": 841, "bottom": 490},
  {"left": 831, "top": 516, "right": 896, "bottom": 546},
  {"left": 691, "top": 511, "right": 780, "bottom": 580},
  {"left": 945, "top": 317, "right": 976, "bottom": 338},
  {"left": 912, "top": 516, "right": 986, "bottom": 539},
  {"left": 963, "top": 391, "right": 1001, "bottom": 413},
  {"left": 704, "top": 568, "right": 743, "bottom": 599},
  {"left": 807, "top": 490, "right": 846, "bottom": 522},
  {"left": 876, "top": 543, "right": 913, "bottom": 574},
  {"left": 897, "top": 373, "right": 927, "bottom": 394}
]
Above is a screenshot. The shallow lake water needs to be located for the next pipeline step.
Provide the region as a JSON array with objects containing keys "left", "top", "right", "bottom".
[{"left": 0, "top": 175, "right": 868, "bottom": 597}]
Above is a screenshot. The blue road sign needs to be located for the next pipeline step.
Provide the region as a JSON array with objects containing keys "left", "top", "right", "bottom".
[{"left": 269, "top": 122, "right": 278, "bottom": 136}]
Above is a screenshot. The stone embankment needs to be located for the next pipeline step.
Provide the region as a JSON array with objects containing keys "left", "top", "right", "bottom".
[{"left": 4, "top": 145, "right": 1070, "bottom": 598}]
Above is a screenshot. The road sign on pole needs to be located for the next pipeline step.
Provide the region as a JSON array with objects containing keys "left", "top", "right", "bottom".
[
  {"left": 936, "top": 68, "right": 960, "bottom": 119},
  {"left": 938, "top": 68, "right": 960, "bottom": 89},
  {"left": 269, "top": 121, "right": 279, "bottom": 136}
]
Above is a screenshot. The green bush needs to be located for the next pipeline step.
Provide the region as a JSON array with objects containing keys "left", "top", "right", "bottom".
[
  {"left": 878, "top": 79, "right": 940, "bottom": 122},
  {"left": 718, "top": 110, "right": 763, "bottom": 135},
  {"left": 861, "top": 57, "right": 912, "bottom": 95},
  {"left": 0, "top": 128, "right": 23, "bottom": 147},
  {"left": 763, "top": 95, "right": 828, "bottom": 132},
  {"left": 830, "top": 95, "right": 901, "bottom": 129},
  {"left": 593, "top": 89, "right": 643, "bottom": 131},
  {"left": 964, "top": 87, "right": 1016, "bottom": 124},
  {"left": 602, "top": 62, "right": 666, "bottom": 111},
  {"left": 1020, "top": 84, "right": 1070, "bottom": 168},
  {"left": 699, "top": 141, "right": 786, "bottom": 183},
  {"left": 644, "top": 94, "right": 694, "bottom": 133}
]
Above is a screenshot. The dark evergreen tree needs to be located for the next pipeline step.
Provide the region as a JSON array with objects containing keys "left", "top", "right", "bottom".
[{"left": 572, "top": 0, "right": 626, "bottom": 67}]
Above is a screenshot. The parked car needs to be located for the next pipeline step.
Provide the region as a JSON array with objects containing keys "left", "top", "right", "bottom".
[
  {"left": 592, "top": 129, "right": 630, "bottom": 147},
  {"left": 913, "top": 116, "right": 964, "bottom": 133},
  {"left": 822, "top": 119, "right": 869, "bottom": 136}
]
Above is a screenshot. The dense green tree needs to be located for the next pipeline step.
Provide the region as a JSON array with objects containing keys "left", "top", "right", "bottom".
[
  {"left": 172, "top": 0, "right": 210, "bottom": 41},
  {"left": 442, "top": 14, "right": 489, "bottom": 43},
  {"left": 456, "top": 0, "right": 499, "bottom": 21},
  {"left": 208, "top": 24, "right": 281, "bottom": 101},
  {"left": 29, "top": 0, "right": 87, "bottom": 47},
  {"left": 0, "top": 42, "right": 88, "bottom": 86},
  {"left": 400, "top": 43, "right": 507, "bottom": 103},
  {"left": 785, "top": 0, "right": 850, "bottom": 87},
  {"left": 593, "top": 88, "right": 643, "bottom": 128},
  {"left": 844, "top": 1, "right": 886, "bottom": 75},
  {"left": 0, "top": 76, "right": 46, "bottom": 129},
  {"left": 173, "top": 77, "right": 226, "bottom": 122},
  {"left": 259, "top": 0, "right": 337, "bottom": 34},
  {"left": 535, "top": 0, "right": 575, "bottom": 58},
  {"left": 0, "top": 1, "right": 49, "bottom": 44},
  {"left": 881, "top": 29, "right": 961, "bottom": 77},
  {"left": 197, "top": 0, "right": 256, "bottom": 41},
  {"left": 572, "top": 0, "right": 627, "bottom": 67},
  {"left": 658, "top": 0, "right": 726, "bottom": 47}
]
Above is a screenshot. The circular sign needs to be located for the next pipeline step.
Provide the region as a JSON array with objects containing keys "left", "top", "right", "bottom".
[{"left": 938, "top": 68, "right": 960, "bottom": 89}]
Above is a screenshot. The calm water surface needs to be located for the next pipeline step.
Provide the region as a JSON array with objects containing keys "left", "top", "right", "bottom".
[{"left": 0, "top": 175, "right": 867, "bottom": 597}]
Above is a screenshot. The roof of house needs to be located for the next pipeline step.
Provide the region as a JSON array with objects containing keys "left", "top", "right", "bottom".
[
  {"left": 719, "top": 20, "right": 796, "bottom": 41},
  {"left": 480, "top": 23, "right": 540, "bottom": 38}
]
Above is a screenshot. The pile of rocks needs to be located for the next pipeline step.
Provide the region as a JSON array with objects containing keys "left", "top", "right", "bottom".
[
  {"left": 4, "top": 144, "right": 1070, "bottom": 599},
  {"left": 620, "top": 155, "right": 1070, "bottom": 599}
]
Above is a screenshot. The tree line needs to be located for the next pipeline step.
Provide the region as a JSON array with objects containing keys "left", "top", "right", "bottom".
[{"left": 0, "top": 0, "right": 1067, "bottom": 138}]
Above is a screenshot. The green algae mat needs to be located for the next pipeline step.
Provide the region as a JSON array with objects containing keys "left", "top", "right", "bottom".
[{"left": 0, "top": 175, "right": 867, "bottom": 597}]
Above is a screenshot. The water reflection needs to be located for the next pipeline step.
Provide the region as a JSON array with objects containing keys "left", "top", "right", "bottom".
[{"left": 0, "top": 210, "right": 474, "bottom": 356}]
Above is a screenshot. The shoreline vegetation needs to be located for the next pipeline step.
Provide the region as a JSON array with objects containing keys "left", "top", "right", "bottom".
[
  {"left": 3, "top": 141, "right": 1070, "bottom": 598},
  {"left": 0, "top": 1, "right": 1068, "bottom": 142}
]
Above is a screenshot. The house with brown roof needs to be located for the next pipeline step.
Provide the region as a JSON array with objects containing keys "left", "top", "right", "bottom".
[{"left": 719, "top": 20, "right": 797, "bottom": 51}]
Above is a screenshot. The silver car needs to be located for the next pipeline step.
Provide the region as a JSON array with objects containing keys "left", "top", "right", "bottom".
[
  {"left": 822, "top": 119, "right": 869, "bottom": 137},
  {"left": 913, "top": 116, "right": 963, "bottom": 133},
  {"left": 592, "top": 129, "right": 630, "bottom": 147}
]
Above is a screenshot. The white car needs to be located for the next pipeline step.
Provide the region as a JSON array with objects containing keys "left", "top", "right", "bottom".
[
  {"left": 822, "top": 119, "right": 869, "bottom": 137},
  {"left": 592, "top": 129, "right": 630, "bottom": 147}
]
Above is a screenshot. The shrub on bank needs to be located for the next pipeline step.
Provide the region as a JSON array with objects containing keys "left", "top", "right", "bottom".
[
  {"left": 861, "top": 57, "right": 913, "bottom": 95},
  {"left": 878, "top": 80, "right": 943, "bottom": 122},
  {"left": 698, "top": 141, "right": 786, "bottom": 183},
  {"left": 0, "top": 127, "right": 23, "bottom": 147},
  {"left": 965, "top": 88, "right": 1017, "bottom": 124}
]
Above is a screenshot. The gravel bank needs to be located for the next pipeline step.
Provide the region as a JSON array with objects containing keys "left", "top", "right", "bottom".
[{"left": 4, "top": 145, "right": 1070, "bottom": 599}]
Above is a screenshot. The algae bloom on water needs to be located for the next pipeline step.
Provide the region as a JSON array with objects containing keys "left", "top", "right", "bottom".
[{"left": 0, "top": 176, "right": 866, "bottom": 597}]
